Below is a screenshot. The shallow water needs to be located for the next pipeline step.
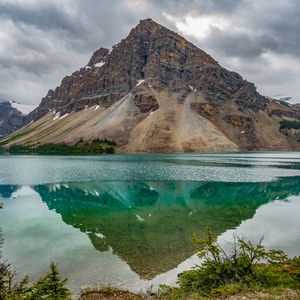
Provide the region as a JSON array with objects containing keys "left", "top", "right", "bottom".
[{"left": 0, "top": 152, "right": 300, "bottom": 295}]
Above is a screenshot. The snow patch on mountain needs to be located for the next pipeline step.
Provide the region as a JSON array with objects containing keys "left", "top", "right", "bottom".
[
  {"left": 136, "top": 79, "right": 145, "bottom": 86},
  {"left": 95, "top": 61, "right": 105, "bottom": 68}
]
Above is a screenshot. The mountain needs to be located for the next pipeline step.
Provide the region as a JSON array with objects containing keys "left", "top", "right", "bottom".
[
  {"left": 1, "top": 18, "right": 300, "bottom": 152},
  {"left": 0, "top": 101, "right": 27, "bottom": 138}
]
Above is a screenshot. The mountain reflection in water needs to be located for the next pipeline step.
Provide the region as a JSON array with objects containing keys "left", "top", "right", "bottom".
[{"left": 29, "top": 177, "right": 300, "bottom": 279}]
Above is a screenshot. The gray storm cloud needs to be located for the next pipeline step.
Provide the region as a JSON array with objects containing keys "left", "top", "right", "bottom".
[{"left": 0, "top": 0, "right": 299, "bottom": 105}]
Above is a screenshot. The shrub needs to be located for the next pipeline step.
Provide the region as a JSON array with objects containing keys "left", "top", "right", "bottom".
[
  {"left": 177, "top": 228, "right": 294, "bottom": 296},
  {"left": 0, "top": 260, "right": 71, "bottom": 299}
]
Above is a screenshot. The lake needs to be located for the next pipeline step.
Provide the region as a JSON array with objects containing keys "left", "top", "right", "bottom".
[{"left": 1, "top": 152, "right": 300, "bottom": 296}]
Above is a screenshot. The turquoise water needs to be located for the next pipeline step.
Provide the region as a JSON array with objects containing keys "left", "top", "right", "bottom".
[{"left": 0, "top": 153, "right": 300, "bottom": 295}]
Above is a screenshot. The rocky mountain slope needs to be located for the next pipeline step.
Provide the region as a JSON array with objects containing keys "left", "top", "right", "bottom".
[
  {"left": 2, "top": 18, "right": 300, "bottom": 152},
  {"left": 0, "top": 101, "right": 28, "bottom": 138}
]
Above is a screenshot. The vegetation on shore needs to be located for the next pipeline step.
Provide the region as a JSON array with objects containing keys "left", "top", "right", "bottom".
[
  {"left": 0, "top": 138, "right": 116, "bottom": 155},
  {"left": 0, "top": 258, "right": 71, "bottom": 299},
  {"left": 80, "top": 287, "right": 300, "bottom": 300},
  {"left": 160, "top": 229, "right": 300, "bottom": 299}
]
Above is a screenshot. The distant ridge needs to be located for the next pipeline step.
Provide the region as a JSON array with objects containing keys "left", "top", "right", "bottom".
[{"left": 0, "top": 101, "right": 32, "bottom": 138}]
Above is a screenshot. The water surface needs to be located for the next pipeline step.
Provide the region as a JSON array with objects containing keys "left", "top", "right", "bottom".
[{"left": 0, "top": 153, "right": 300, "bottom": 294}]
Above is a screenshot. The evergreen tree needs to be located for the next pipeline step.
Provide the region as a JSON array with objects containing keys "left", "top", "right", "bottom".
[{"left": 31, "top": 263, "right": 71, "bottom": 299}]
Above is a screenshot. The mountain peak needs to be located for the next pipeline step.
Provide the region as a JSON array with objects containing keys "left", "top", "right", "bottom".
[
  {"left": 88, "top": 47, "right": 110, "bottom": 66},
  {"left": 9, "top": 18, "right": 299, "bottom": 153},
  {"left": 138, "top": 18, "right": 156, "bottom": 25},
  {"left": 26, "top": 19, "right": 224, "bottom": 120},
  {"left": 137, "top": 18, "right": 161, "bottom": 29},
  {"left": 128, "top": 18, "right": 164, "bottom": 38}
]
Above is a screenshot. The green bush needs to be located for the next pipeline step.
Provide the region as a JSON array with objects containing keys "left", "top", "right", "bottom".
[
  {"left": 177, "top": 228, "right": 298, "bottom": 297},
  {"left": 0, "top": 260, "right": 71, "bottom": 299}
]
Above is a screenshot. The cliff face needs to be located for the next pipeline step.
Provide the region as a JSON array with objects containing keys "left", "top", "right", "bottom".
[
  {"left": 26, "top": 18, "right": 221, "bottom": 118},
  {"left": 3, "top": 19, "right": 300, "bottom": 152},
  {"left": 0, "top": 101, "right": 26, "bottom": 138}
]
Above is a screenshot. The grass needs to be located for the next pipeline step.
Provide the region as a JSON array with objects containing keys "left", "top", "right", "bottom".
[
  {"left": 0, "top": 123, "right": 46, "bottom": 146},
  {"left": 80, "top": 287, "right": 144, "bottom": 300},
  {"left": 79, "top": 287, "right": 300, "bottom": 300}
]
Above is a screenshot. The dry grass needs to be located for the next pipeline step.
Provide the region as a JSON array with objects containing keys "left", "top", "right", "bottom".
[{"left": 79, "top": 288, "right": 300, "bottom": 300}]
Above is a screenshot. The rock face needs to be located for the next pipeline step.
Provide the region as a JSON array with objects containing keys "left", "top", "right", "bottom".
[
  {"left": 26, "top": 18, "right": 220, "bottom": 119},
  {"left": 3, "top": 18, "right": 300, "bottom": 152},
  {"left": 0, "top": 101, "right": 26, "bottom": 138}
]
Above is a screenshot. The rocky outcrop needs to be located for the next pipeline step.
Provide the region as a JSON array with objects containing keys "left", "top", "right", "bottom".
[
  {"left": 2, "top": 18, "right": 300, "bottom": 152},
  {"left": 133, "top": 93, "right": 159, "bottom": 113},
  {"left": 281, "top": 128, "right": 300, "bottom": 139},
  {"left": 191, "top": 102, "right": 219, "bottom": 119},
  {"left": 223, "top": 114, "right": 259, "bottom": 149},
  {"left": 0, "top": 101, "right": 26, "bottom": 138}
]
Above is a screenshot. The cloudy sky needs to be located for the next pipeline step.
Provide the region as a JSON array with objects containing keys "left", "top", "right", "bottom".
[{"left": 0, "top": 0, "right": 299, "bottom": 106}]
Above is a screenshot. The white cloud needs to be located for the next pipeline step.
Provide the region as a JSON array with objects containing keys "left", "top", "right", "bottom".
[{"left": 163, "top": 13, "right": 231, "bottom": 40}]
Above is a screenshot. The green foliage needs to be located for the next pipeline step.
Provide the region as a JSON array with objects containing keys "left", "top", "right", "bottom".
[
  {"left": 177, "top": 228, "right": 299, "bottom": 297},
  {"left": 0, "top": 123, "right": 47, "bottom": 147},
  {"left": 211, "top": 283, "right": 243, "bottom": 297},
  {"left": 157, "top": 285, "right": 194, "bottom": 300},
  {"left": 280, "top": 120, "right": 300, "bottom": 130},
  {"left": 2, "top": 138, "right": 116, "bottom": 155},
  {"left": 30, "top": 263, "right": 71, "bottom": 299},
  {"left": 8, "top": 145, "right": 33, "bottom": 154},
  {"left": 0, "top": 262, "right": 71, "bottom": 300}
]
